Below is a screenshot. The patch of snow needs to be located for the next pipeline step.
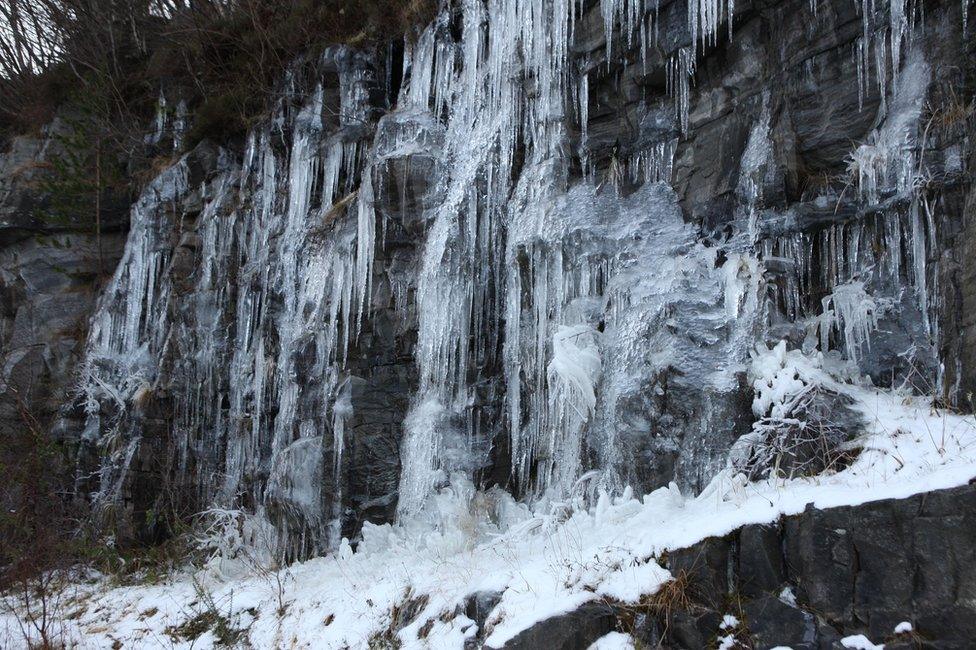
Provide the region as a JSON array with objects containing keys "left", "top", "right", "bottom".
[
  {"left": 588, "top": 631, "right": 636, "bottom": 649},
  {"left": 779, "top": 585, "right": 798, "bottom": 606},
  {"left": 718, "top": 634, "right": 738, "bottom": 650},
  {"left": 841, "top": 633, "right": 885, "bottom": 649},
  {"left": 894, "top": 620, "right": 913, "bottom": 634}
]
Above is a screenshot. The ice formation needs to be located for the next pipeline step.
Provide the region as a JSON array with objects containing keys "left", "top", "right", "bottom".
[
  {"left": 848, "top": 49, "right": 930, "bottom": 204},
  {"left": 819, "top": 281, "right": 884, "bottom": 363},
  {"left": 81, "top": 48, "right": 382, "bottom": 557},
  {"left": 75, "top": 0, "right": 942, "bottom": 562}
]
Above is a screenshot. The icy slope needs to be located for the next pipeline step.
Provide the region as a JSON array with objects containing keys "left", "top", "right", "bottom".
[{"left": 7, "top": 346, "right": 975, "bottom": 649}]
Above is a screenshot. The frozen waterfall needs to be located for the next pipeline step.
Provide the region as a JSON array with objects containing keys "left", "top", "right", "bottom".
[{"left": 76, "top": 0, "right": 943, "bottom": 558}]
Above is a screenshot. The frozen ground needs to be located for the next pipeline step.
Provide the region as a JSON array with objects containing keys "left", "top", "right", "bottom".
[{"left": 4, "top": 346, "right": 976, "bottom": 649}]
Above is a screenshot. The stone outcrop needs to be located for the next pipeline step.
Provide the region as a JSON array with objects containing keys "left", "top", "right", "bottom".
[
  {"left": 0, "top": 121, "right": 128, "bottom": 450},
  {"left": 0, "top": 0, "right": 976, "bottom": 537},
  {"left": 498, "top": 482, "right": 976, "bottom": 649}
]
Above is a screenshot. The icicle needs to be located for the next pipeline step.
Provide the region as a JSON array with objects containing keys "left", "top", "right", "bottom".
[
  {"left": 328, "top": 378, "right": 354, "bottom": 548},
  {"left": 354, "top": 171, "right": 375, "bottom": 337},
  {"left": 545, "top": 324, "right": 602, "bottom": 491},
  {"left": 819, "top": 281, "right": 883, "bottom": 363},
  {"left": 396, "top": 0, "right": 578, "bottom": 517},
  {"left": 875, "top": 30, "right": 888, "bottom": 118},
  {"left": 910, "top": 199, "right": 930, "bottom": 336},
  {"left": 600, "top": 0, "right": 649, "bottom": 60},
  {"left": 855, "top": 36, "right": 869, "bottom": 111},
  {"left": 689, "top": 0, "right": 734, "bottom": 51},
  {"left": 602, "top": 0, "right": 619, "bottom": 59},
  {"left": 667, "top": 48, "right": 695, "bottom": 135},
  {"left": 889, "top": 0, "right": 906, "bottom": 91},
  {"left": 724, "top": 254, "right": 761, "bottom": 318},
  {"left": 628, "top": 139, "right": 677, "bottom": 185},
  {"left": 579, "top": 70, "right": 589, "bottom": 169}
]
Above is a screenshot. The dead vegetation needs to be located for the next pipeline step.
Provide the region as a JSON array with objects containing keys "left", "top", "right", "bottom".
[
  {"left": 0, "top": 0, "right": 438, "bottom": 245},
  {"left": 736, "top": 385, "right": 864, "bottom": 481},
  {"left": 610, "top": 569, "right": 700, "bottom": 646},
  {"left": 164, "top": 579, "right": 246, "bottom": 646},
  {"left": 0, "top": 0, "right": 438, "bottom": 145}
]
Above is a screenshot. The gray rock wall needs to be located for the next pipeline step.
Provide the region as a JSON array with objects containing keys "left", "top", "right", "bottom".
[{"left": 0, "top": 124, "right": 126, "bottom": 449}]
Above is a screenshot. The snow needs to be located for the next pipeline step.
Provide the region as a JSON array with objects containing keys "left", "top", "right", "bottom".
[
  {"left": 841, "top": 634, "right": 885, "bottom": 649},
  {"left": 749, "top": 340, "right": 832, "bottom": 420},
  {"left": 6, "top": 363, "right": 975, "bottom": 647},
  {"left": 779, "top": 585, "right": 798, "bottom": 606},
  {"left": 894, "top": 621, "right": 913, "bottom": 634},
  {"left": 720, "top": 613, "right": 740, "bottom": 629},
  {"left": 588, "top": 631, "right": 636, "bottom": 649},
  {"left": 718, "top": 635, "right": 737, "bottom": 650}
]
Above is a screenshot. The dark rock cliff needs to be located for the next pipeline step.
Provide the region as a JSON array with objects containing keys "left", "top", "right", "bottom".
[{"left": 0, "top": 120, "right": 128, "bottom": 450}]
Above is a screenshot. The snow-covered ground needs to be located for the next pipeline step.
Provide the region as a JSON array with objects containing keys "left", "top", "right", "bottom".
[{"left": 4, "top": 346, "right": 976, "bottom": 649}]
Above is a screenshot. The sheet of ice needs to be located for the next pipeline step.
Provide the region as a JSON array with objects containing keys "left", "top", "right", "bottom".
[{"left": 848, "top": 49, "right": 930, "bottom": 205}]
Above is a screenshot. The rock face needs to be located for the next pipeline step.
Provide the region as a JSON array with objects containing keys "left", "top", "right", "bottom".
[
  {"left": 497, "top": 483, "right": 976, "bottom": 650},
  {"left": 0, "top": 121, "right": 127, "bottom": 451},
  {"left": 0, "top": 0, "right": 973, "bottom": 577},
  {"left": 0, "top": 0, "right": 974, "bottom": 646},
  {"left": 487, "top": 601, "right": 617, "bottom": 650}
]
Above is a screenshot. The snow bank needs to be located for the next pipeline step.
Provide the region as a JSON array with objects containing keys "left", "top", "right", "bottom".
[{"left": 5, "top": 346, "right": 975, "bottom": 648}]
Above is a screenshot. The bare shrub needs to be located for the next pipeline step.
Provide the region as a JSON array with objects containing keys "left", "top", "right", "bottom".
[
  {"left": 1, "top": 0, "right": 438, "bottom": 142},
  {"left": 0, "top": 391, "right": 83, "bottom": 648},
  {"left": 735, "top": 386, "right": 864, "bottom": 480},
  {"left": 195, "top": 508, "right": 292, "bottom": 618}
]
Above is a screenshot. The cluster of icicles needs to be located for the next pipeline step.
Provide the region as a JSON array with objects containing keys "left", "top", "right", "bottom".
[
  {"left": 79, "top": 0, "right": 946, "bottom": 557},
  {"left": 83, "top": 56, "right": 379, "bottom": 552}
]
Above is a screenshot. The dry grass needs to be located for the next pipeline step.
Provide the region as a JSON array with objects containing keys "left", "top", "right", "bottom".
[
  {"left": 930, "top": 85, "right": 975, "bottom": 134},
  {"left": 612, "top": 568, "right": 699, "bottom": 645}
]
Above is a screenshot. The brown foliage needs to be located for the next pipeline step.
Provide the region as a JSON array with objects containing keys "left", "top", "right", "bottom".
[
  {"left": 0, "top": 391, "right": 83, "bottom": 648},
  {"left": 1, "top": 0, "right": 438, "bottom": 144}
]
